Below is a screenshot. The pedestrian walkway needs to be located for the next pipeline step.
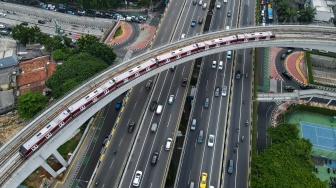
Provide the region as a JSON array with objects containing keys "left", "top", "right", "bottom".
[
  {"left": 258, "top": 48, "right": 271, "bottom": 92},
  {"left": 269, "top": 47, "right": 282, "bottom": 80},
  {"left": 106, "top": 22, "right": 133, "bottom": 45},
  {"left": 285, "top": 51, "right": 308, "bottom": 84},
  {"left": 127, "top": 24, "right": 156, "bottom": 51}
]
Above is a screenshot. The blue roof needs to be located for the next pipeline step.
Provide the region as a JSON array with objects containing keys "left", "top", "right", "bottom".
[{"left": 0, "top": 56, "right": 17, "bottom": 69}]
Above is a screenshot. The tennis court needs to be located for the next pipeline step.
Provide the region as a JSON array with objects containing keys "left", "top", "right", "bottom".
[{"left": 301, "top": 121, "right": 336, "bottom": 151}]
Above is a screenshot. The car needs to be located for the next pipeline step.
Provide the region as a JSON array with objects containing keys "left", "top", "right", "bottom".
[
  {"left": 0, "top": 30, "right": 9, "bottom": 35},
  {"left": 284, "top": 86, "right": 295, "bottom": 92},
  {"left": 286, "top": 49, "right": 293, "bottom": 54},
  {"left": 282, "top": 71, "right": 292, "bottom": 80},
  {"left": 202, "top": 3, "right": 207, "bottom": 9},
  {"left": 151, "top": 152, "right": 159, "bottom": 166},
  {"left": 191, "top": 20, "right": 196, "bottom": 27},
  {"left": 21, "top": 22, "right": 28, "bottom": 26},
  {"left": 227, "top": 10, "right": 231, "bottom": 17},
  {"left": 95, "top": 180, "right": 99, "bottom": 186},
  {"left": 171, "top": 66, "right": 177, "bottom": 71},
  {"left": 0, "top": 12, "right": 6, "bottom": 17},
  {"left": 0, "top": 24, "right": 5, "bottom": 29},
  {"left": 150, "top": 101, "right": 158, "bottom": 111},
  {"left": 199, "top": 172, "right": 208, "bottom": 188},
  {"left": 198, "top": 17, "right": 203, "bottom": 24},
  {"left": 168, "top": 95, "right": 174, "bottom": 104},
  {"left": 165, "top": 138, "right": 173, "bottom": 150},
  {"left": 280, "top": 53, "right": 286, "bottom": 60},
  {"left": 102, "top": 138, "right": 108, "bottom": 146},
  {"left": 115, "top": 102, "right": 122, "bottom": 110},
  {"left": 222, "top": 86, "right": 227, "bottom": 96},
  {"left": 193, "top": 0, "right": 197, "bottom": 4},
  {"left": 208, "top": 134, "right": 215, "bottom": 147},
  {"left": 235, "top": 70, "right": 241, "bottom": 79},
  {"left": 300, "top": 84, "right": 314, "bottom": 90},
  {"left": 128, "top": 122, "right": 135, "bottom": 133},
  {"left": 204, "top": 97, "right": 210, "bottom": 108},
  {"left": 133, "top": 171, "right": 143, "bottom": 186},
  {"left": 214, "top": 87, "right": 220, "bottom": 97},
  {"left": 216, "top": 2, "right": 221, "bottom": 8},
  {"left": 181, "top": 78, "right": 187, "bottom": 87},
  {"left": 38, "top": 20, "right": 45, "bottom": 24},
  {"left": 180, "top": 33, "right": 186, "bottom": 39}
]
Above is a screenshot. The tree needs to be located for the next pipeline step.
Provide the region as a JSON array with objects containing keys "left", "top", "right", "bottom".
[
  {"left": 285, "top": 6, "right": 298, "bottom": 23},
  {"left": 267, "top": 123, "right": 299, "bottom": 144},
  {"left": 46, "top": 53, "right": 109, "bottom": 98},
  {"left": 252, "top": 123, "right": 327, "bottom": 187},
  {"left": 275, "top": 0, "right": 290, "bottom": 22},
  {"left": 76, "top": 35, "right": 116, "bottom": 65},
  {"left": 12, "top": 25, "right": 42, "bottom": 46},
  {"left": 17, "top": 91, "right": 49, "bottom": 119},
  {"left": 297, "top": 6, "right": 316, "bottom": 23},
  {"left": 52, "top": 48, "right": 73, "bottom": 61}
]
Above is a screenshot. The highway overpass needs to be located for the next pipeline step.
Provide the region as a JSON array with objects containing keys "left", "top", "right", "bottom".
[{"left": 1, "top": 25, "right": 336, "bottom": 187}]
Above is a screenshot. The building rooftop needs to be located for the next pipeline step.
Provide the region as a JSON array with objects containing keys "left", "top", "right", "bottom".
[
  {"left": 17, "top": 56, "right": 56, "bottom": 94},
  {"left": 0, "top": 55, "right": 18, "bottom": 70}
]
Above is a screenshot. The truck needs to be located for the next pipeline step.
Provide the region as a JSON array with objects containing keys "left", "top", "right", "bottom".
[
  {"left": 268, "top": 8, "right": 273, "bottom": 20},
  {"left": 223, "top": 0, "right": 227, "bottom": 2}
]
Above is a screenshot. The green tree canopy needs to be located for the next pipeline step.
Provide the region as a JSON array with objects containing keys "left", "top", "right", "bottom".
[
  {"left": 251, "top": 123, "right": 326, "bottom": 187},
  {"left": 267, "top": 123, "right": 299, "bottom": 144},
  {"left": 298, "top": 6, "right": 316, "bottom": 23},
  {"left": 12, "top": 25, "right": 41, "bottom": 46},
  {"left": 17, "top": 91, "right": 49, "bottom": 119},
  {"left": 76, "top": 35, "right": 116, "bottom": 65},
  {"left": 46, "top": 53, "right": 109, "bottom": 98}
]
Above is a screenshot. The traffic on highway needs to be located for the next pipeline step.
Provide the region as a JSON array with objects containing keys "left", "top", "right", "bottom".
[{"left": 0, "top": 0, "right": 333, "bottom": 187}]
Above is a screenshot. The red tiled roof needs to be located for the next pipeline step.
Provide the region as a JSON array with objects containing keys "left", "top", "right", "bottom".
[{"left": 17, "top": 56, "right": 57, "bottom": 94}]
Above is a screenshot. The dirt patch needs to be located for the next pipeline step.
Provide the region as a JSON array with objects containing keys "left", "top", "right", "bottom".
[
  {"left": 311, "top": 156, "right": 325, "bottom": 166},
  {"left": 0, "top": 113, "right": 25, "bottom": 146}
]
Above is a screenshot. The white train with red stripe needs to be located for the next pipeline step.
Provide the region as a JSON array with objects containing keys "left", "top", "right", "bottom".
[{"left": 19, "top": 31, "right": 275, "bottom": 157}]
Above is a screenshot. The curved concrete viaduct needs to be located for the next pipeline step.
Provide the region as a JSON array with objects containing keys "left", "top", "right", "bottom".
[{"left": 1, "top": 25, "right": 336, "bottom": 187}]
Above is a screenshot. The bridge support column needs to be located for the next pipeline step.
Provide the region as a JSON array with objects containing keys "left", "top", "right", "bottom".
[
  {"left": 41, "top": 161, "right": 58, "bottom": 178},
  {"left": 53, "top": 150, "right": 68, "bottom": 167}
]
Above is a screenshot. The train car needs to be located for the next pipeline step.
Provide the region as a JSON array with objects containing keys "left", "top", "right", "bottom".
[
  {"left": 20, "top": 31, "right": 276, "bottom": 158},
  {"left": 19, "top": 110, "right": 71, "bottom": 157}
]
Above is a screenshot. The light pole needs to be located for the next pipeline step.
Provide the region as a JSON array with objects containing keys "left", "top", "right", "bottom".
[{"left": 75, "top": 179, "right": 88, "bottom": 188}]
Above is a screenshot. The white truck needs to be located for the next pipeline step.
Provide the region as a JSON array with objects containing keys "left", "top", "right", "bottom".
[{"left": 223, "top": 0, "right": 227, "bottom": 2}]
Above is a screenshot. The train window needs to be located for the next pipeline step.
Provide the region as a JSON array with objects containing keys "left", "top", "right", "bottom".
[
  {"left": 37, "top": 133, "right": 41, "bottom": 137},
  {"left": 137, "top": 65, "right": 141, "bottom": 68},
  {"left": 47, "top": 125, "right": 51, "bottom": 129},
  {"left": 113, "top": 77, "right": 118, "bottom": 82},
  {"left": 94, "top": 90, "right": 98, "bottom": 93},
  {"left": 219, "top": 38, "right": 223, "bottom": 41},
  {"left": 85, "top": 96, "right": 90, "bottom": 99},
  {"left": 179, "top": 49, "right": 183, "bottom": 51},
  {"left": 129, "top": 69, "right": 133, "bottom": 73},
  {"left": 172, "top": 52, "right": 175, "bottom": 54},
  {"left": 108, "top": 80, "right": 113, "bottom": 84}
]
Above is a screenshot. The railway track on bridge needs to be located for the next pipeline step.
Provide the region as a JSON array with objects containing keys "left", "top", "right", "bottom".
[{"left": 0, "top": 25, "right": 336, "bottom": 186}]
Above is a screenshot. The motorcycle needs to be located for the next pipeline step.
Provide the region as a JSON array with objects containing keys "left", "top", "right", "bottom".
[
  {"left": 234, "top": 148, "right": 237, "bottom": 153},
  {"left": 243, "top": 100, "right": 246, "bottom": 104},
  {"left": 241, "top": 136, "right": 244, "bottom": 141},
  {"left": 236, "top": 128, "right": 239, "bottom": 133},
  {"left": 245, "top": 73, "right": 248, "bottom": 78},
  {"left": 245, "top": 120, "right": 249, "bottom": 126}
]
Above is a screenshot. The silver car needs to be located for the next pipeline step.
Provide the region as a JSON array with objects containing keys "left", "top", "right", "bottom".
[
  {"left": 222, "top": 86, "right": 227, "bottom": 97},
  {"left": 214, "top": 87, "right": 220, "bottom": 97}
]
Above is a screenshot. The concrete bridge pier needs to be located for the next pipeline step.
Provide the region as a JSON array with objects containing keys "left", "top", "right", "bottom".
[
  {"left": 53, "top": 150, "right": 68, "bottom": 167},
  {"left": 41, "top": 161, "right": 58, "bottom": 178}
]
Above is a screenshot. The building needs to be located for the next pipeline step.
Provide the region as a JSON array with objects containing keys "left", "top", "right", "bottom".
[
  {"left": 0, "top": 46, "right": 18, "bottom": 115},
  {"left": 308, "top": 0, "right": 335, "bottom": 22}
]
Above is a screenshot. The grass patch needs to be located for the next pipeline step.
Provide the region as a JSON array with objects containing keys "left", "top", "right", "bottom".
[{"left": 113, "top": 27, "right": 122, "bottom": 38}]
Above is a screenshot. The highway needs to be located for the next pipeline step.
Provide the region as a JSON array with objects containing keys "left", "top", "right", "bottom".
[
  {"left": 1, "top": 20, "right": 336, "bottom": 187},
  {"left": 223, "top": 0, "right": 256, "bottom": 187},
  {"left": 176, "top": 0, "right": 239, "bottom": 187},
  {"left": 92, "top": 0, "right": 199, "bottom": 186}
]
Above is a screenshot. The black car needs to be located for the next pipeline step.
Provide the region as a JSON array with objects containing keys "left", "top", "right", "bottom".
[
  {"left": 150, "top": 101, "right": 158, "bottom": 111},
  {"left": 38, "top": 20, "right": 45, "bottom": 24},
  {"left": 235, "top": 70, "right": 241, "bottom": 79},
  {"left": 198, "top": 17, "right": 203, "bottom": 24},
  {"left": 21, "top": 22, "right": 28, "bottom": 26},
  {"left": 128, "top": 122, "right": 135, "bottom": 133},
  {"left": 151, "top": 152, "right": 159, "bottom": 166},
  {"left": 281, "top": 53, "right": 286, "bottom": 60},
  {"left": 300, "top": 84, "right": 314, "bottom": 90},
  {"left": 284, "top": 86, "right": 295, "bottom": 92},
  {"left": 282, "top": 71, "right": 292, "bottom": 80},
  {"left": 181, "top": 78, "right": 187, "bottom": 87}
]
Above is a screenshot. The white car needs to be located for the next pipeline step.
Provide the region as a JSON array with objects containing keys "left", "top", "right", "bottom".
[
  {"left": 0, "top": 24, "right": 5, "bottom": 29},
  {"left": 208, "top": 134, "right": 215, "bottom": 147},
  {"left": 133, "top": 171, "right": 143, "bottom": 186},
  {"left": 216, "top": 2, "right": 221, "bottom": 8},
  {"left": 222, "top": 86, "right": 227, "bottom": 97},
  {"left": 168, "top": 95, "right": 174, "bottom": 104},
  {"left": 0, "top": 12, "right": 6, "bottom": 17},
  {"left": 165, "top": 138, "right": 172, "bottom": 150}
]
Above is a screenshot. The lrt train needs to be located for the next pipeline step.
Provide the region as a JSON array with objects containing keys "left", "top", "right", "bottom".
[{"left": 19, "top": 31, "right": 275, "bottom": 158}]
